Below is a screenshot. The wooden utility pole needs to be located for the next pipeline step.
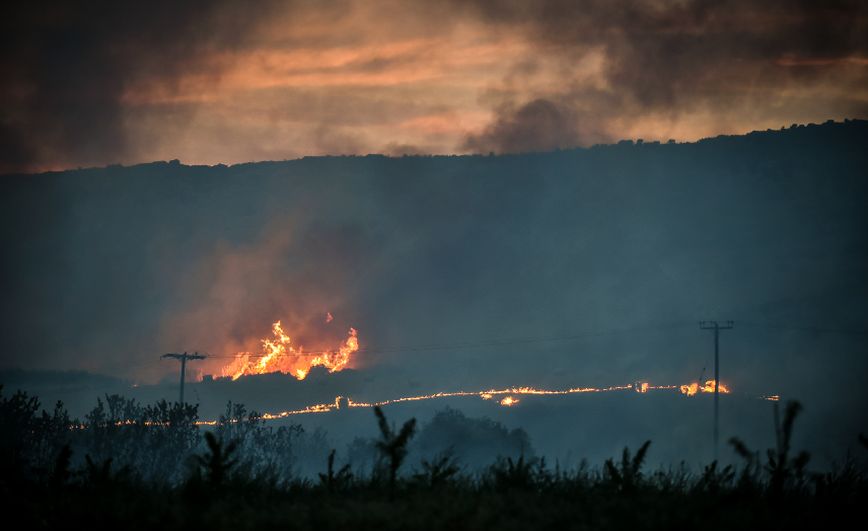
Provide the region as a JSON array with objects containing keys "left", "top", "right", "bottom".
[
  {"left": 699, "top": 320, "right": 733, "bottom": 461},
  {"left": 161, "top": 352, "right": 206, "bottom": 404}
]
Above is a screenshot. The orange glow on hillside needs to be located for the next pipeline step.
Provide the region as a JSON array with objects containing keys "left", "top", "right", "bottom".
[{"left": 221, "top": 320, "right": 359, "bottom": 380}]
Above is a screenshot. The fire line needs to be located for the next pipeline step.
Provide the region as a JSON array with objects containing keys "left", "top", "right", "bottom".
[{"left": 191, "top": 379, "right": 777, "bottom": 426}]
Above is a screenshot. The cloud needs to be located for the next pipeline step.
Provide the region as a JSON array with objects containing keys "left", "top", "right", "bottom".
[
  {"left": 0, "top": 0, "right": 282, "bottom": 173},
  {"left": 3, "top": 0, "right": 867, "bottom": 170},
  {"left": 456, "top": 0, "right": 868, "bottom": 152}
]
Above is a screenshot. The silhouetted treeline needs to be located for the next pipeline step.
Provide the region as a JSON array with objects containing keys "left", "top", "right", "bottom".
[{"left": 1, "top": 385, "right": 866, "bottom": 530}]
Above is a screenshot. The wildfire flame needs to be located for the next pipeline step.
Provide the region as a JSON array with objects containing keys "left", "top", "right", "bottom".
[
  {"left": 196, "top": 380, "right": 741, "bottom": 423},
  {"left": 222, "top": 320, "right": 359, "bottom": 380},
  {"left": 85, "top": 378, "right": 771, "bottom": 428},
  {"left": 679, "top": 379, "right": 730, "bottom": 397},
  {"left": 499, "top": 396, "right": 519, "bottom": 407}
]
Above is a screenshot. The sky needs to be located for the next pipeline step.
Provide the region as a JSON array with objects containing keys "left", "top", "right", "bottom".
[{"left": 2, "top": 0, "right": 867, "bottom": 173}]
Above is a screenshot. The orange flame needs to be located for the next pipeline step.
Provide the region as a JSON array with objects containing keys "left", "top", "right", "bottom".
[
  {"left": 92, "top": 379, "right": 773, "bottom": 428},
  {"left": 680, "top": 379, "right": 730, "bottom": 397},
  {"left": 499, "top": 396, "right": 519, "bottom": 407},
  {"left": 200, "top": 380, "right": 743, "bottom": 423},
  {"left": 222, "top": 320, "right": 359, "bottom": 380}
]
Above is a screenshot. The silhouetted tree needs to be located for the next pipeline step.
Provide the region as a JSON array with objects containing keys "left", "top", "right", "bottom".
[
  {"left": 693, "top": 461, "right": 735, "bottom": 494},
  {"left": 318, "top": 449, "right": 352, "bottom": 492},
  {"left": 214, "top": 401, "right": 305, "bottom": 481},
  {"left": 373, "top": 406, "right": 416, "bottom": 497},
  {"left": 50, "top": 444, "right": 72, "bottom": 489},
  {"left": 767, "top": 400, "right": 811, "bottom": 495},
  {"left": 0, "top": 386, "right": 41, "bottom": 474},
  {"left": 195, "top": 432, "right": 238, "bottom": 488},
  {"left": 488, "top": 454, "right": 545, "bottom": 491},
  {"left": 415, "top": 451, "right": 460, "bottom": 488},
  {"left": 603, "top": 440, "right": 651, "bottom": 493},
  {"left": 82, "top": 454, "right": 130, "bottom": 488},
  {"left": 414, "top": 407, "right": 533, "bottom": 469},
  {"left": 730, "top": 400, "right": 810, "bottom": 498}
]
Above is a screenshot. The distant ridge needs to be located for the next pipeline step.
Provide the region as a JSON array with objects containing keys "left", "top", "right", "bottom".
[{"left": 5, "top": 118, "right": 865, "bottom": 177}]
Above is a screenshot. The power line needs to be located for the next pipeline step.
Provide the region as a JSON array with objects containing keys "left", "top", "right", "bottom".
[
  {"left": 207, "top": 321, "right": 694, "bottom": 358},
  {"left": 161, "top": 352, "right": 206, "bottom": 404},
  {"left": 205, "top": 318, "right": 867, "bottom": 363},
  {"left": 739, "top": 321, "right": 868, "bottom": 336}
]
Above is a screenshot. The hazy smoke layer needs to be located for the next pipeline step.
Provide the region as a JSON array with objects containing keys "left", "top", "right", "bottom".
[
  {"left": 2, "top": 0, "right": 866, "bottom": 171},
  {"left": 459, "top": 0, "right": 868, "bottom": 152},
  {"left": 0, "top": 0, "right": 279, "bottom": 172}
]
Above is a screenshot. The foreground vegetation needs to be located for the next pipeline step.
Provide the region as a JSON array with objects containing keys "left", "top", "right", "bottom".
[{"left": 1, "top": 386, "right": 865, "bottom": 530}]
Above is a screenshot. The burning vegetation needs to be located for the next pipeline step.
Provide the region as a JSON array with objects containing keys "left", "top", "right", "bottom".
[
  {"left": 210, "top": 380, "right": 744, "bottom": 424},
  {"left": 206, "top": 316, "right": 747, "bottom": 423},
  {"left": 680, "top": 379, "right": 731, "bottom": 397},
  {"left": 221, "top": 320, "right": 359, "bottom": 380},
  {"left": 499, "top": 396, "right": 519, "bottom": 407}
]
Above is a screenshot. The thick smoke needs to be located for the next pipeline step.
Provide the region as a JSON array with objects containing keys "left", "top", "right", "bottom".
[
  {"left": 0, "top": 0, "right": 280, "bottom": 173},
  {"left": 462, "top": 98, "right": 586, "bottom": 154},
  {"left": 460, "top": 0, "right": 868, "bottom": 152},
  {"left": 3, "top": 0, "right": 866, "bottom": 170}
]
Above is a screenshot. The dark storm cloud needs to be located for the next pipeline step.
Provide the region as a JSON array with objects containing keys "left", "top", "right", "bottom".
[
  {"left": 0, "top": 0, "right": 281, "bottom": 173},
  {"left": 459, "top": 0, "right": 868, "bottom": 152}
]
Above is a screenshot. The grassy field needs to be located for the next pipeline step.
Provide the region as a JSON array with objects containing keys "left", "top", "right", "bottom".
[{"left": 1, "top": 386, "right": 865, "bottom": 530}]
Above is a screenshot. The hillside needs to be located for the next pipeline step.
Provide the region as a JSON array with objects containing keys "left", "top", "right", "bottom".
[{"left": 1, "top": 119, "right": 867, "bottom": 469}]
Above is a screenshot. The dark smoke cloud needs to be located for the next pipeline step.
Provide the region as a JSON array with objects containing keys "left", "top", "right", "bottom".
[
  {"left": 462, "top": 98, "right": 583, "bottom": 154},
  {"left": 3, "top": 0, "right": 867, "bottom": 168},
  {"left": 0, "top": 0, "right": 280, "bottom": 173},
  {"left": 460, "top": 0, "right": 868, "bottom": 152}
]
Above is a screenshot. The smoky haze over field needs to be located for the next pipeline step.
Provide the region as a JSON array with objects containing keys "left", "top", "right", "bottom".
[{"left": 1, "top": 120, "right": 867, "bottom": 467}]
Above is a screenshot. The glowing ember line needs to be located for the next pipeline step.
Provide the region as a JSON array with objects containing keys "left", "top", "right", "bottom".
[
  {"left": 72, "top": 380, "right": 770, "bottom": 429},
  {"left": 202, "top": 380, "right": 739, "bottom": 423}
]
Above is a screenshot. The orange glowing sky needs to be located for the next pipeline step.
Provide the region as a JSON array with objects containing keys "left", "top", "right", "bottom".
[{"left": 3, "top": 0, "right": 867, "bottom": 173}]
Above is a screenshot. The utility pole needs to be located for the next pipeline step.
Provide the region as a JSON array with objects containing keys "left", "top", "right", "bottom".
[
  {"left": 161, "top": 352, "right": 206, "bottom": 405},
  {"left": 699, "top": 320, "right": 733, "bottom": 461}
]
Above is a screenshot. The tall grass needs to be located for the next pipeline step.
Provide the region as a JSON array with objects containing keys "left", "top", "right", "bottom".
[{"left": 1, "top": 385, "right": 865, "bottom": 530}]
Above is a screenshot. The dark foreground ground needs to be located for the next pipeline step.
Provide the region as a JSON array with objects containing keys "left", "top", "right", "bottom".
[
  {"left": 2, "top": 387, "right": 867, "bottom": 530},
  {"left": 7, "top": 470, "right": 868, "bottom": 531}
]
